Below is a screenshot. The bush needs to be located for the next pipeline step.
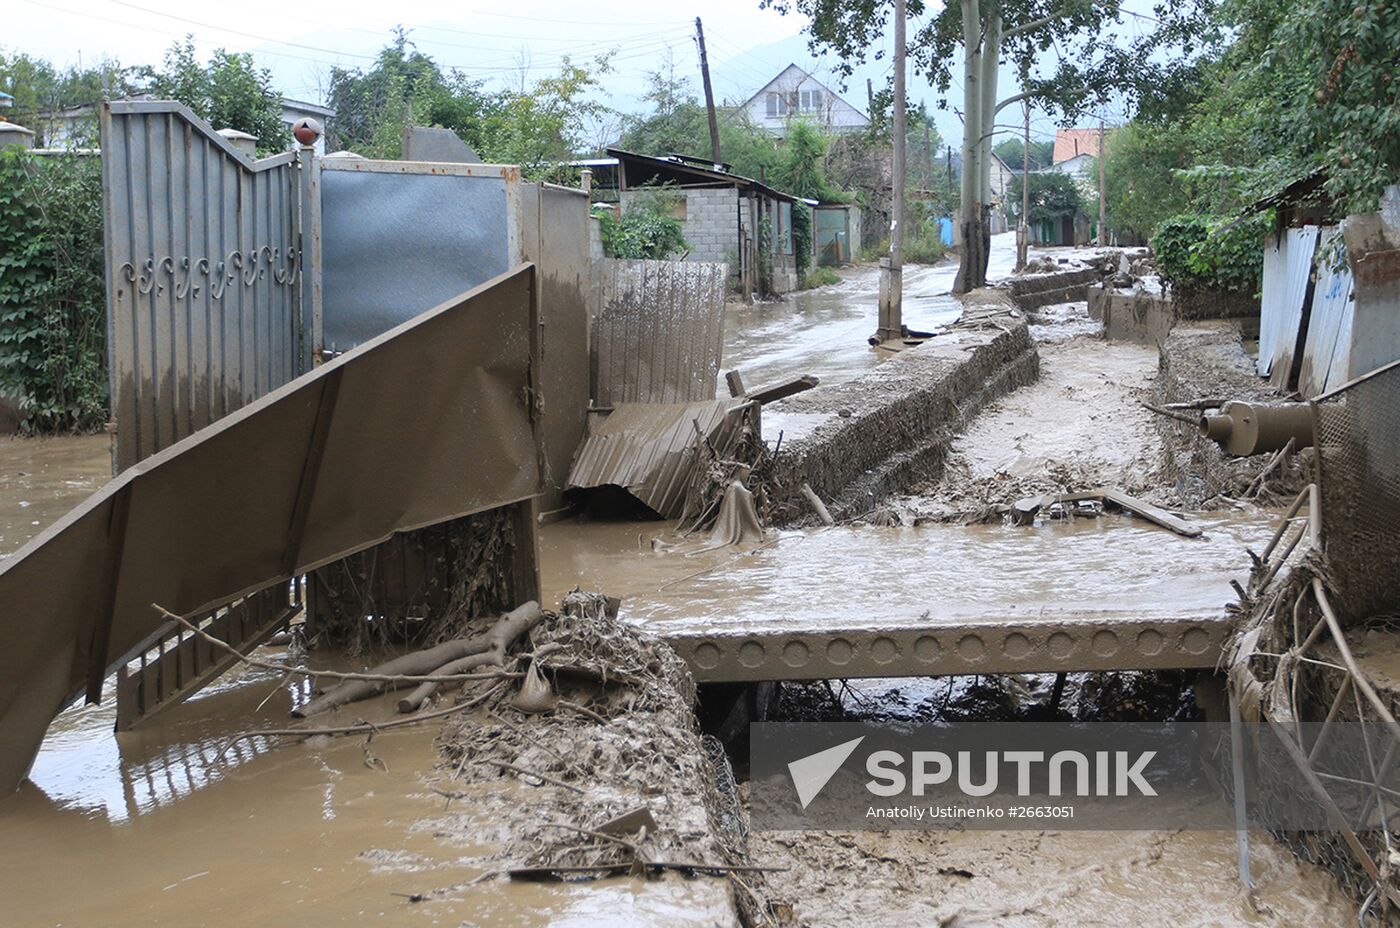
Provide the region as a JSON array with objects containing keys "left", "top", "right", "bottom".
[
  {"left": 0, "top": 150, "right": 108, "bottom": 432},
  {"left": 903, "top": 222, "right": 948, "bottom": 265},
  {"left": 598, "top": 186, "right": 689, "bottom": 260},
  {"left": 792, "top": 203, "right": 813, "bottom": 280},
  {"left": 1152, "top": 212, "right": 1271, "bottom": 295},
  {"left": 800, "top": 267, "right": 841, "bottom": 289}
]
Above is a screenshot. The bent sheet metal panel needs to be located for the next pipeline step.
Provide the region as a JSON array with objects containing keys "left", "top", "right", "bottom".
[
  {"left": 1260, "top": 225, "right": 1320, "bottom": 383},
  {"left": 0, "top": 265, "right": 541, "bottom": 794},
  {"left": 567, "top": 400, "right": 750, "bottom": 518}
]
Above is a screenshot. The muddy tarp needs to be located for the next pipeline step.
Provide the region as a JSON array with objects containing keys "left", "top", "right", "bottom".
[{"left": 0, "top": 266, "right": 543, "bottom": 795}]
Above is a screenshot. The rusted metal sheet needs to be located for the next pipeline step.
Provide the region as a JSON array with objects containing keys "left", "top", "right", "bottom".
[
  {"left": 101, "top": 101, "right": 306, "bottom": 473},
  {"left": 567, "top": 399, "right": 750, "bottom": 517},
  {"left": 1257, "top": 225, "right": 1320, "bottom": 383},
  {"left": 0, "top": 265, "right": 542, "bottom": 794},
  {"left": 1298, "top": 230, "right": 1356, "bottom": 397},
  {"left": 591, "top": 259, "right": 728, "bottom": 406}
]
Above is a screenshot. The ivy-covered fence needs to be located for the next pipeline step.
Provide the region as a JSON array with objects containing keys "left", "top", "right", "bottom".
[{"left": 0, "top": 149, "right": 108, "bottom": 433}]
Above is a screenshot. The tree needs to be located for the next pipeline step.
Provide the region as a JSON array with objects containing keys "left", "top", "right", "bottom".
[
  {"left": 1006, "top": 170, "right": 1082, "bottom": 225},
  {"left": 617, "top": 56, "right": 712, "bottom": 156},
  {"left": 761, "top": 0, "right": 1208, "bottom": 291},
  {"left": 143, "top": 38, "right": 288, "bottom": 152},
  {"left": 0, "top": 51, "right": 133, "bottom": 145},
  {"left": 994, "top": 137, "right": 1053, "bottom": 172}
]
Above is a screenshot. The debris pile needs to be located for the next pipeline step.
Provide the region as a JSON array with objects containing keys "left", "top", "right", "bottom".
[{"left": 434, "top": 591, "right": 782, "bottom": 923}]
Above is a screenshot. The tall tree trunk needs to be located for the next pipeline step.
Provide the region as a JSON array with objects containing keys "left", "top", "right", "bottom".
[
  {"left": 975, "top": 16, "right": 1001, "bottom": 288},
  {"left": 954, "top": 0, "right": 983, "bottom": 294}
]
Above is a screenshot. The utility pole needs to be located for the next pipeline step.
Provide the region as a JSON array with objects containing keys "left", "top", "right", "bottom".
[
  {"left": 1017, "top": 98, "right": 1030, "bottom": 271},
  {"left": 874, "top": 0, "right": 907, "bottom": 345},
  {"left": 1097, "top": 117, "right": 1107, "bottom": 245},
  {"left": 867, "top": 78, "right": 874, "bottom": 115},
  {"left": 695, "top": 18, "right": 722, "bottom": 166}
]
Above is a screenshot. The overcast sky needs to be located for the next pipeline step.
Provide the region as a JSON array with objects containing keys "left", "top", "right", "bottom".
[{"left": 10, "top": 0, "right": 1160, "bottom": 148}]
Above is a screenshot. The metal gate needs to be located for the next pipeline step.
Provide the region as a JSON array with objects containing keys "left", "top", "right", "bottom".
[{"left": 101, "top": 101, "right": 310, "bottom": 473}]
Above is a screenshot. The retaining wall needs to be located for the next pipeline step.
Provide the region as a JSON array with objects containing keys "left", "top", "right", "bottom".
[{"left": 768, "top": 302, "right": 1038, "bottom": 520}]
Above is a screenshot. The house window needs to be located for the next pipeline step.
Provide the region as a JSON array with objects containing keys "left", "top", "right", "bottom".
[
  {"left": 800, "top": 89, "right": 823, "bottom": 112},
  {"left": 766, "top": 92, "right": 779, "bottom": 117}
]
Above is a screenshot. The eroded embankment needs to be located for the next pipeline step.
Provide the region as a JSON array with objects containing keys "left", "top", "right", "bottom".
[
  {"left": 765, "top": 299, "right": 1038, "bottom": 522},
  {"left": 1153, "top": 322, "right": 1311, "bottom": 506}
]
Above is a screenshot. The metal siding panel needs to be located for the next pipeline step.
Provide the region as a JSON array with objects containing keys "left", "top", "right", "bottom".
[
  {"left": 318, "top": 168, "right": 510, "bottom": 350},
  {"left": 591, "top": 259, "right": 728, "bottom": 406},
  {"left": 1257, "top": 233, "right": 1287, "bottom": 375},
  {"left": 1298, "top": 229, "right": 1355, "bottom": 397},
  {"left": 1260, "top": 225, "right": 1320, "bottom": 382}
]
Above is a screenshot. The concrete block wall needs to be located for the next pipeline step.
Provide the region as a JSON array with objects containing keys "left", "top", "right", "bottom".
[{"left": 622, "top": 187, "right": 737, "bottom": 266}]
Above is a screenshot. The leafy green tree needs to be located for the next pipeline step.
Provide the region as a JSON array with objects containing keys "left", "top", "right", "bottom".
[
  {"left": 994, "top": 137, "right": 1054, "bottom": 172},
  {"left": 598, "top": 187, "right": 689, "bottom": 259},
  {"left": 618, "top": 59, "right": 712, "bottom": 156},
  {"left": 761, "top": 0, "right": 1209, "bottom": 291},
  {"left": 776, "top": 120, "right": 834, "bottom": 199},
  {"left": 1006, "top": 171, "right": 1082, "bottom": 225},
  {"left": 0, "top": 50, "right": 133, "bottom": 144},
  {"left": 144, "top": 38, "right": 288, "bottom": 152}
]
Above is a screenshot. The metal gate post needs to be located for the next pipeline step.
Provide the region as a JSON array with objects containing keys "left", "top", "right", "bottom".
[{"left": 297, "top": 143, "right": 323, "bottom": 370}]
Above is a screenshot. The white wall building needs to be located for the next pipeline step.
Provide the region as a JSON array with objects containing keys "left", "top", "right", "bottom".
[{"left": 739, "top": 64, "right": 870, "bottom": 136}]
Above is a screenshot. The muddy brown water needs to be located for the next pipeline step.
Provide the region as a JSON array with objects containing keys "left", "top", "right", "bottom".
[
  {"left": 720, "top": 231, "right": 1024, "bottom": 394},
  {"left": 539, "top": 513, "right": 1276, "bottom": 632},
  {"left": 0, "top": 436, "right": 1355, "bottom": 925}
]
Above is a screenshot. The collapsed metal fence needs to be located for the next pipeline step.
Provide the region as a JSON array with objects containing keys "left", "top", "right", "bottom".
[
  {"left": 591, "top": 258, "right": 728, "bottom": 406},
  {"left": 1228, "top": 360, "right": 1400, "bottom": 920}
]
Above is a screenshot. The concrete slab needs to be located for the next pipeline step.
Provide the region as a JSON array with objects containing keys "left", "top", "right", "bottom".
[{"left": 540, "top": 511, "right": 1274, "bottom": 682}]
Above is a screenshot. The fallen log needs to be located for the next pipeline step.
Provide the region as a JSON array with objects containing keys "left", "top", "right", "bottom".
[
  {"left": 293, "top": 601, "right": 543, "bottom": 718},
  {"left": 1011, "top": 487, "right": 1201, "bottom": 538}
]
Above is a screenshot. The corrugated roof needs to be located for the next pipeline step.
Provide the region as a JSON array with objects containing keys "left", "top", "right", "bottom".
[
  {"left": 1052, "top": 128, "right": 1102, "bottom": 164},
  {"left": 567, "top": 400, "right": 752, "bottom": 518},
  {"left": 606, "top": 147, "right": 801, "bottom": 203}
]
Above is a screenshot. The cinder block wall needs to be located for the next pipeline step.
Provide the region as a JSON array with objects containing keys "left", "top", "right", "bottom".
[
  {"left": 619, "top": 187, "right": 737, "bottom": 267},
  {"left": 684, "top": 188, "right": 739, "bottom": 265}
]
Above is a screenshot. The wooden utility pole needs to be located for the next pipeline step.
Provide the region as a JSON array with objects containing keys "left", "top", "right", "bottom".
[
  {"left": 695, "top": 18, "right": 722, "bottom": 166},
  {"left": 875, "top": 0, "right": 907, "bottom": 345},
  {"left": 1017, "top": 98, "right": 1030, "bottom": 271},
  {"left": 867, "top": 78, "right": 874, "bottom": 115},
  {"left": 1097, "top": 117, "right": 1107, "bottom": 245}
]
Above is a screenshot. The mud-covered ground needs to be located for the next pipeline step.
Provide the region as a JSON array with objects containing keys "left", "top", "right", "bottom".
[
  {"left": 897, "top": 300, "right": 1172, "bottom": 520},
  {"left": 742, "top": 290, "right": 1358, "bottom": 927}
]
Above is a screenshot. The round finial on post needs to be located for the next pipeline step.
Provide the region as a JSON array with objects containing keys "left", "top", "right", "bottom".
[{"left": 292, "top": 117, "right": 323, "bottom": 148}]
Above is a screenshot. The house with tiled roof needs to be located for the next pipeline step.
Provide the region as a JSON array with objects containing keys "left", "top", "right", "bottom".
[{"left": 1049, "top": 127, "right": 1103, "bottom": 178}]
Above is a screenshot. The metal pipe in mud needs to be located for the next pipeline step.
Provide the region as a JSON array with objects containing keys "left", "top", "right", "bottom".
[{"left": 1198, "top": 401, "right": 1314, "bottom": 456}]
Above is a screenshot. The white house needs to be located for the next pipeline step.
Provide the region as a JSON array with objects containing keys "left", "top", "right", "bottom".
[
  {"left": 739, "top": 64, "right": 870, "bottom": 135},
  {"left": 36, "top": 97, "right": 335, "bottom": 153}
]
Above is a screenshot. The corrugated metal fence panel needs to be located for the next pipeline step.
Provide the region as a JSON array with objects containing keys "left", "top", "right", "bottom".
[
  {"left": 591, "top": 259, "right": 728, "bottom": 406},
  {"left": 1298, "top": 229, "right": 1356, "bottom": 397},
  {"left": 102, "top": 101, "right": 303, "bottom": 473},
  {"left": 1258, "top": 225, "right": 1320, "bottom": 382},
  {"left": 319, "top": 161, "right": 518, "bottom": 352}
]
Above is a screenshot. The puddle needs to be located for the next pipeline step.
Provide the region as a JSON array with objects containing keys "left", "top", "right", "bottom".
[{"left": 541, "top": 513, "right": 1276, "bottom": 636}]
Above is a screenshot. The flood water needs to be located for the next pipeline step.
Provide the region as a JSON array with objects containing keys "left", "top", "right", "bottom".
[
  {"left": 0, "top": 433, "right": 110, "bottom": 554},
  {"left": 720, "top": 231, "right": 1023, "bottom": 392},
  {"left": 540, "top": 512, "right": 1276, "bottom": 634}
]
